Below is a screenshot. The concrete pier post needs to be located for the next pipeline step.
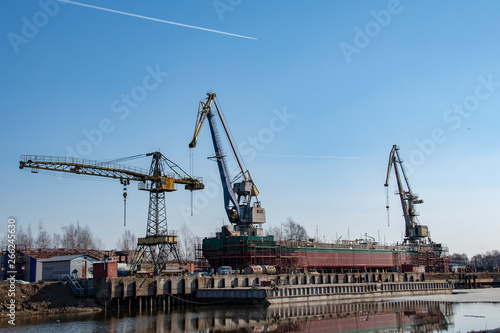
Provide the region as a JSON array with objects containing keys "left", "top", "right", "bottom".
[{"left": 139, "top": 296, "right": 142, "bottom": 313}]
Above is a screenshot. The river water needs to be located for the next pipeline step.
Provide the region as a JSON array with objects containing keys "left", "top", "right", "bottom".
[{"left": 2, "top": 289, "right": 500, "bottom": 332}]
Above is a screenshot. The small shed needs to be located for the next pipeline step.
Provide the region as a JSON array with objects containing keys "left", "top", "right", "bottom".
[
  {"left": 93, "top": 260, "right": 118, "bottom": 279},
  {"left": 41, "top": 254, "right": 98, "bottom": 281}
]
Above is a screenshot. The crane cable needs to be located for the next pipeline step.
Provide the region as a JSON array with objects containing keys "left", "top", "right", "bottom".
[
  {"left": 215, "top": 96, "right": 250, "bottom": 177},
  {"left": 189, "top": 149, "right": 194, "bottom": 216},
  {"left": 385, "top": 186, "right": 390, "bottom": 227},
  {"left": 105, "top": 153, "right": 147, "bottom": 164},
  {"left": 215, "top": 95, "right": 261, "bottom": 203}
]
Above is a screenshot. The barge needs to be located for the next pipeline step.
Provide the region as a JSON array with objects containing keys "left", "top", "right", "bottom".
[{"left": 197, "top": 225, "right": 449, "bottom": 273}]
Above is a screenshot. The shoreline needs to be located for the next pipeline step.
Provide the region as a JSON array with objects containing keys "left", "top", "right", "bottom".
[
  {"left": 0, "top": 281, "right": 103, "bottom": 318},
  {"left": 2, "top": 279, "right": 499, "bottom": 319}
]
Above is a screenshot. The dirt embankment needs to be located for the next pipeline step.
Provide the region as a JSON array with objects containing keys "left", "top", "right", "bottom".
[{"left": 0, "top": 281, "right": 103, "bottom": 317}]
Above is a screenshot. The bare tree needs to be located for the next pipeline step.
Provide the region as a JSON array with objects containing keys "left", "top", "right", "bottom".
[
  {"left": 17, "top": 223, "right": 35, "bottom": 249},
  {"left": 179, "top": 223, "right": 196, "bottom": 261},
  {"left": 61, "top": 223, "right": 78, "bottom": 249},
  {"left": 26, "top": 223, "right": 35, "bottom": 249},
  {"left": 266, "top": 224, "right": 284, "bottom": 241},
  {"left": 93, "top": 236, "right": 105, "bottom": 251},
  {"left": 15, "top": 223, "right": 35, "bottom": 249},
  {"left": 61, "top": 221, "right": 103, "bottom": 250},
  {"left": 78, "top": 223, "right": 95, "bottom": 250},
  {"left": 470, "top": 250, "right": 500, "bottom": 271},
  {"left": 53, "top": 233, "right": 62, "bottom": 248},
  {"left": 450, "top": 253, "right": 468, "bottom": 265},
  {"left": 117, "top": 229, "right": 137, "bottom": 252},
  {"left": 17, "top": 225, "right": 27, "bottom": 248},
  {"left": 283, "top": 217, "right": 308, "bottom": 242},
  {"left": 36, "top": 221, "right": 52, "bottom": 249}
]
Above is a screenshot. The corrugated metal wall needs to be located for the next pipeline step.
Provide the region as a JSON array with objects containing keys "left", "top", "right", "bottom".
[
  {"left": 42, "top": 258, "right": 96, "bottom": 281},
  {"left": 42, "top": 261, "right": 71, "bottom": 281}
]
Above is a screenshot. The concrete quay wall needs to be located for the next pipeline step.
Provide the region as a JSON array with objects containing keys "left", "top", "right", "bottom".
[{"left": 95, "top": 271, "right": 428, "bottom": 302}]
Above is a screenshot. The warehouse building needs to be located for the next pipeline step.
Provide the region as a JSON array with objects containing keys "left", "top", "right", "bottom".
[{"left": 42, "top": 254, "right": 98, "bottom": 281}]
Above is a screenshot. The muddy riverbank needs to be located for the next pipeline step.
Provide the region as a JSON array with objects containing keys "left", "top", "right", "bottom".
[{"left": 0, "top": 281, "right": 102, "bottom": 317}]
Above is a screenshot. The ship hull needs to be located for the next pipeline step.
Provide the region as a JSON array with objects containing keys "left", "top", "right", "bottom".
[
  {"left": 198, "top": 234, "right": 434, "bottom": 272},
  {"left": 302, "top": 247, "right": 410, "bottom": 269}
]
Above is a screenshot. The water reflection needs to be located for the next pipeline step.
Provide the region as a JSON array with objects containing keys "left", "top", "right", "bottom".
[
  {"left": 3, "top": 300, "right": 456, "bottom": 332},
  {"left": 139, "top": 300, "right": 453, "bottom": 332}
]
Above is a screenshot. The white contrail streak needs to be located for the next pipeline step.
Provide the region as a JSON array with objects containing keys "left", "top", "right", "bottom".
[{"left": 58, "top": 0, "right": 257, "bottom": 40}]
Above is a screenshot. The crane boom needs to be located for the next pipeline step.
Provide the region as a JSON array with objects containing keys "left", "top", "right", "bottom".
[
  {"left": 19, "top": 154, "right": 203, "bottom": 191},
  {"left": 189, "top": 93, "right": 265, "bottom": 235},
  {"left": 20, "top": 155, "right": 148, "bottom": 182},
  {"left": 19, "top": 151, "right": 204, "bottom": 274},
  {"left": 384, "top": 145, "right": 428, "bottom": 244}
]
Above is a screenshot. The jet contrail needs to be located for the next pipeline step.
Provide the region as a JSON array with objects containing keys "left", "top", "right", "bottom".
[{"left": 58, "top": 0, "right": 257, "bottom": 40}]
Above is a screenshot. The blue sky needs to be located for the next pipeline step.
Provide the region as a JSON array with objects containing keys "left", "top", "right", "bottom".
[{"left": 1, "top": 0, "right": 500, "bottom": 258}]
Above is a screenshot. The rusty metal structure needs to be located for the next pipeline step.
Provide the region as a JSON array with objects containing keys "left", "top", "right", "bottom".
[{"left": 196, "top": 228, "right": 449, "bottom": 273}]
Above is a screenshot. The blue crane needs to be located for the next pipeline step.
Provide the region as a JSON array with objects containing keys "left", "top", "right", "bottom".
[{"left": 189, "top": 93, "right": 265, "bottom": 235}]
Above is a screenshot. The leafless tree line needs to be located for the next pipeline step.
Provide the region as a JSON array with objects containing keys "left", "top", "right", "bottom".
[
  {"left": 8, "top": 220, "right": 105, "bottom": 251},
  {"left": 3, "top": 219, "right": 197, "bottom": 263},
  {"left": 450, "top": 251, "right": 500, "bottom": 271}
]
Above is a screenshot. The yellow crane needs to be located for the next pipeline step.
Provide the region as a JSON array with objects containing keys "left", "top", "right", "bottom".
[{"left": 19, "top": 151, "right": 204, "bottom": 274}]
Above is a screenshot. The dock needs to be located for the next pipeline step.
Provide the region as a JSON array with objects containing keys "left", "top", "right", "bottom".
[{"left": 94, "top": 271, "right": 452, "bottom": 309}]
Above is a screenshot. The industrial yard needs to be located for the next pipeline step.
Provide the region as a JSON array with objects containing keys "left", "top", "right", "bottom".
[
  {"left": 3, "top": 1, "right": 500, "bottom": 332},
  {"left": 7, "top": 94, "right": 453, "bottom": 280}
]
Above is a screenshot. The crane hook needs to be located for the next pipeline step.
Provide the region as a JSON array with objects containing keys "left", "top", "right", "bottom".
[{"left": 123, "top": 185, "right": 128, "bottom": 227}]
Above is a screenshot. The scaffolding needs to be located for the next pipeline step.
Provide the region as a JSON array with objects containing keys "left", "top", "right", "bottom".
[
  {"left": 409, "top": 243, "right": 449, "bottom": 273},
  {"left": 196, "top": 235, "right": 312, "bottom": 273},
  {"left": 198, "top": 235, "right": 279, "bottom": 270},
  {"left": 196, "top": 232, "right": 450, "bottom": 273},
  {"left": 276, "top": 240, "right": 307, "bottom": 273}
]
